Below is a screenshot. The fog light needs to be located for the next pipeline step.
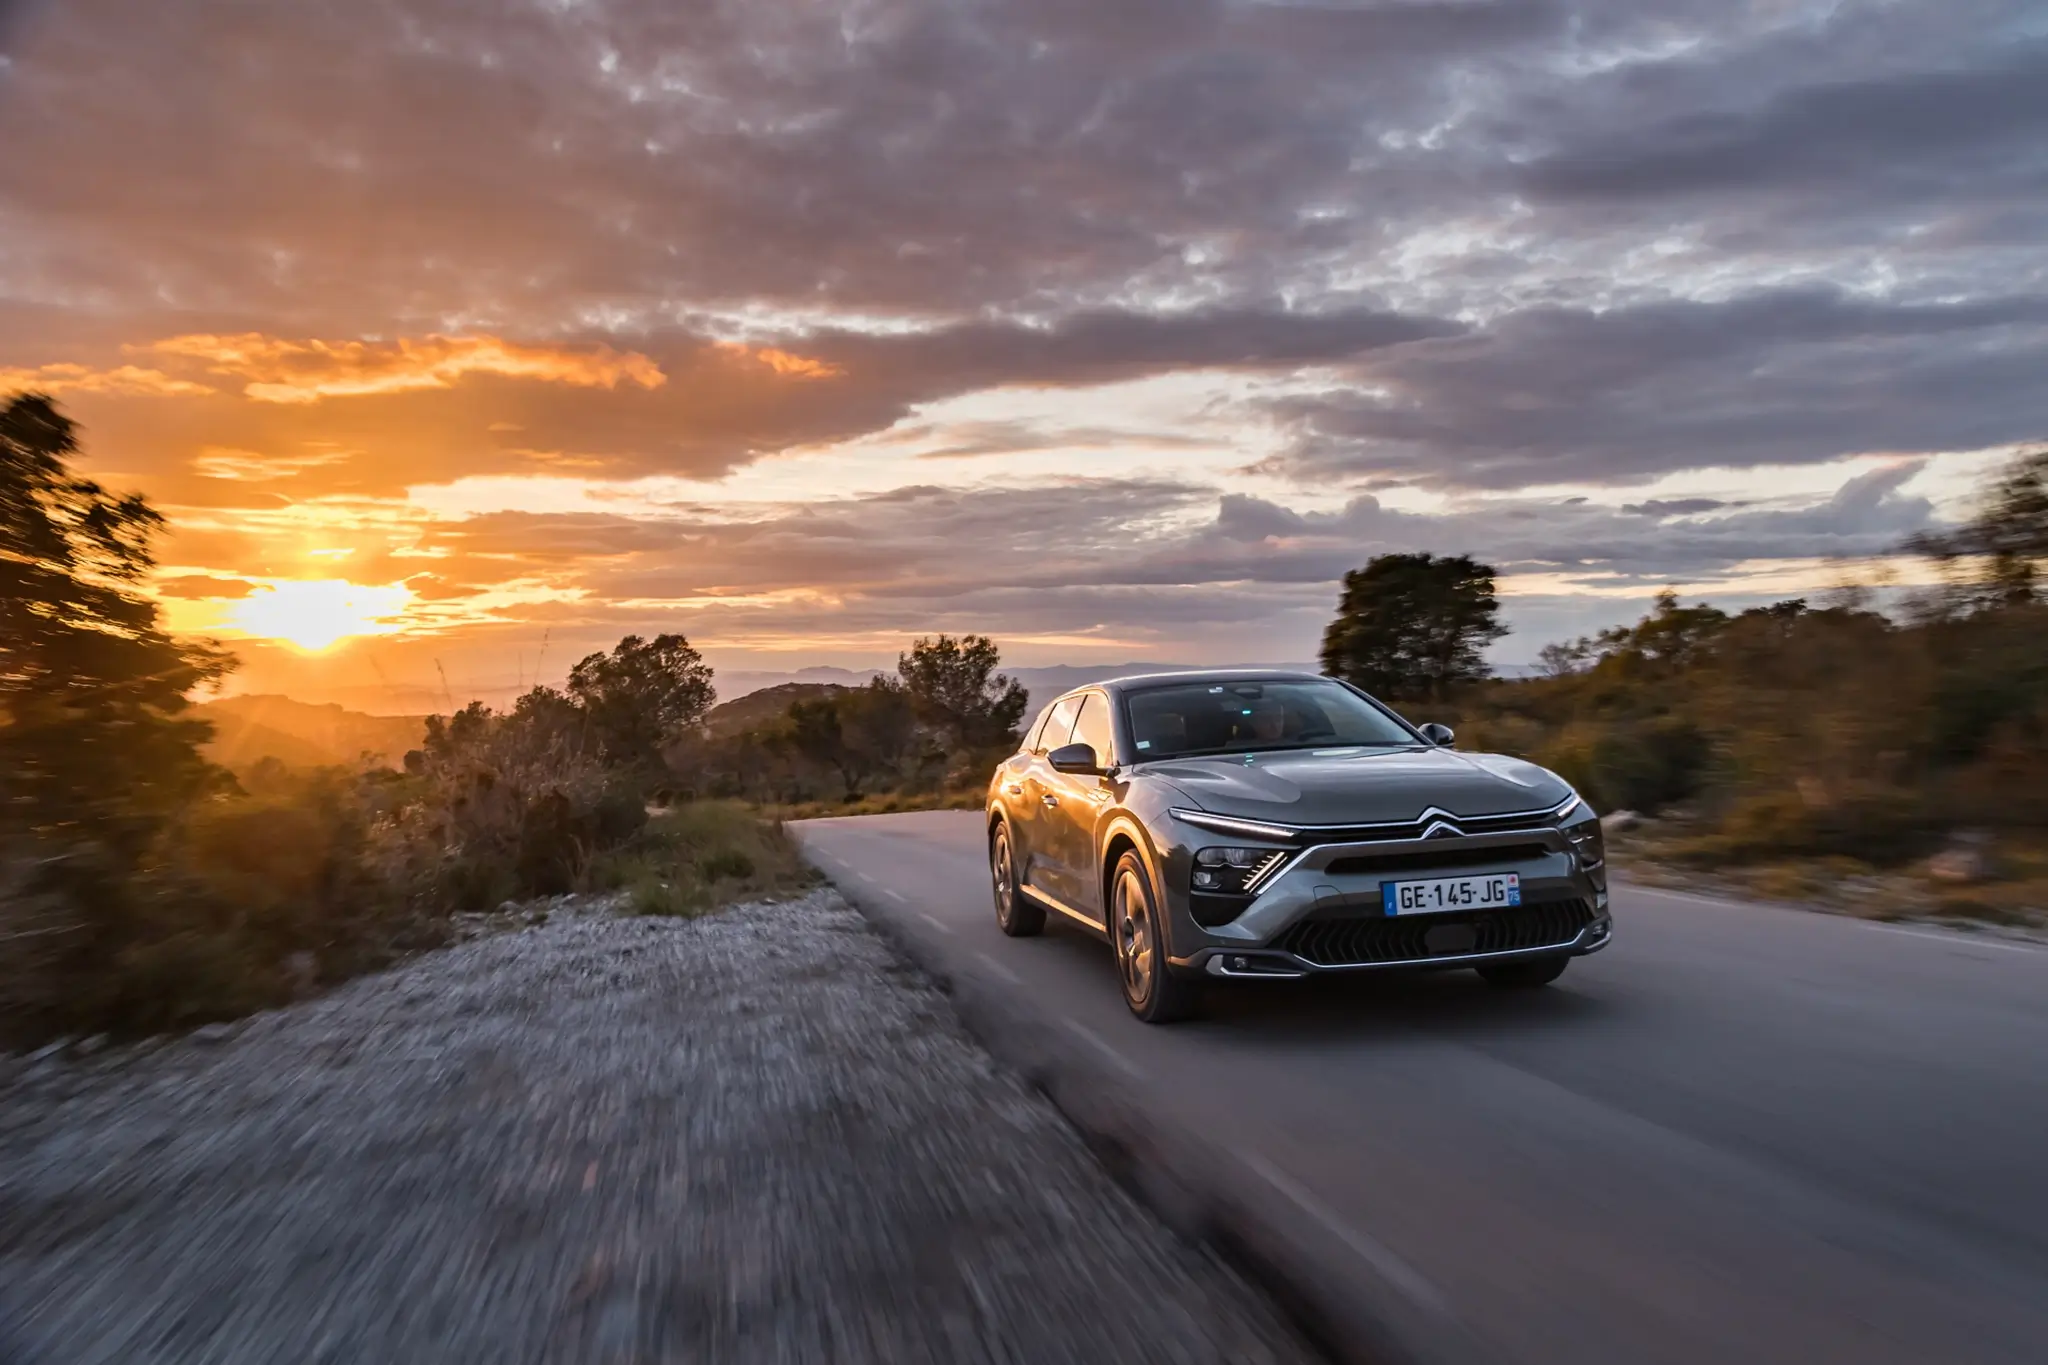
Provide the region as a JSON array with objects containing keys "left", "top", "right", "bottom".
[{"left": 1193, "top": 869, "right": 1221, "bottom": 889}]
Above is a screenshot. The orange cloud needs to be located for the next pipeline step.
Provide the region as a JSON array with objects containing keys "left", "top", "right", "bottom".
[
  {"left": 155, "top": 574, "right": 261, "bottom": 600},
  {"left": 190, "top": 446, "right": 356, "bottom": 481},
  {"left": 716, "top": 342, "right": 844, "bottom": 381},
  {"left": 145, "top": 333, "right": 668, "bottom": 403},
  {"left": 0, "top": 362, "right": 213, "bottom": 398}
]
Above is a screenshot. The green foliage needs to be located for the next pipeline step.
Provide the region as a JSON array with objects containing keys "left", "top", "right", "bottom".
[
  {"left": 1320, "top": 553, "right": 1507, "bottom": 702},
  {"left": 1452, "top": 570, "right": 2047, "bottom": 869},
  {"left": 678, "top": 637, "right": 1026, "bottom": 806},
  {"left": 0, "top": 393, "right": 235, "bottom": 853},
  {"left": 566, "top": 633, "right": 715, "bottom": 771},
  {"left": 896, "top": 633, "right": 1030, "bottom": 754},
  {"left": 588, "top": 801, "right": 814, "bottom": 917},
  {"left": 1909, "top": 446, "right": 2047, "bottom": 607},
  {"left": 398, "top": 692, "right": 648, "bottom": 905},
  {"left": 783, "top": 679, "right": 922, "bottom": 798}
]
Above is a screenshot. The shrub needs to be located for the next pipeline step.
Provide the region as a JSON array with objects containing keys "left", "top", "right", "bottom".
[{"left": 591, "top": 800, "right": 815, "bottom": 917}]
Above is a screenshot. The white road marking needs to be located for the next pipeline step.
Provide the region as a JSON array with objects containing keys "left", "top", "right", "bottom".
[
  {"left": 1239, "top": 1150, "right": 1450, "bottom": 1315},
  {"left": 975, "top": 952, "right": 1022, "bottom": 986},
  {"left": 1063, "top": 1020, "right": 1143, "bottom": 1080},
  {"left": 1861, "top": 923, "right": 2045, "bottom": 956},
  {"left": 918, "top": 911, "right": 953, "bottom": 935}
]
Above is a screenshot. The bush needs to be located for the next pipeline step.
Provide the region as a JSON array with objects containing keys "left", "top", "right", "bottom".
[
  {"left": 590, "top": 800, "right": 815, "bottom": 917},
  {"left": 3, "top": 771, "right": 429, "bottom": 1038}
]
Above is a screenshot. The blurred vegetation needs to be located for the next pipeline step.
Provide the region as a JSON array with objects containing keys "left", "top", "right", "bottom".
[
  {"left": 0, "top": 396, "right": 843, "bottom": 1045},
  {"left": 673, "top": 634, "right": 1028, "bottom": 809},
  {"left": 1430, "top": 449, "right": 2048, "bottom": 895}
]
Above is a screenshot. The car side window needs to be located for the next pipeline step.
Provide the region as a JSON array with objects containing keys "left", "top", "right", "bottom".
[
  {"left": 1070, "top": 692, "right": 1114, "bottom": 766},
  {"left": 1020, "top": 703, "right": 1056, "bottom": 754},
  {"left": 1034, "top": 694, "right": 1083, "bottom": 754}
]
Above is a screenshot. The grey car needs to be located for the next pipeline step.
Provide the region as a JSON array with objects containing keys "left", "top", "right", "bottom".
[{"left": 986, "top": 670, "right": 1612, "bottom": 1022}]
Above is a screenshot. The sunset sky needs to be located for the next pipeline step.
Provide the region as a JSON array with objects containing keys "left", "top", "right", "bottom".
[{"left": 2, "top": 0, "right": 2042, "bottom": 709}]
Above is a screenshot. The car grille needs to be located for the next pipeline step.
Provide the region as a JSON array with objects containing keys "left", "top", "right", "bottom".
[
  {"left": 1276, "top": 898, "right": 1595, "bottom": 968},
  {"left": 1322, "top": 842, "right": 1553, "bottom": 878},
  {"left": 1292, "top": 811, "right": 1560, "bottom": 844}
]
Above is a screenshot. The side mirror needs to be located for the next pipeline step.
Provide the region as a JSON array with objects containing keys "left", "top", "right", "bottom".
[
  {"left": 1417, "top": 722, "right": 1456, "bottom": 747},
  {"left": 1047, "top": 742, "right": 1105, "bottom": 775}
]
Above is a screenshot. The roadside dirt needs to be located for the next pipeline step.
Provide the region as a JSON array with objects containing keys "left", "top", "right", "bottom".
[{"left": 0, "top": 889, "right": 1317, "bottom": 1365}]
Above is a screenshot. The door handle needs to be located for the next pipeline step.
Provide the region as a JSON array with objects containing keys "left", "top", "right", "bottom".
[{"left": 1041, "top": 794, "right": 1059, "bottom": 807}]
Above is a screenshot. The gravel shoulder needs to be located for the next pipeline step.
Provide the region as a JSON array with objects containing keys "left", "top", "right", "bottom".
[{"left": 0, "top": 888, "right": 1317, "bottom": 1365}]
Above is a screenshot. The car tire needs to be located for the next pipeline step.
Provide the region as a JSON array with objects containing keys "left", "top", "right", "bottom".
[
  {"left": 991, "top": 822, "right": 1045, "bottom": 937},
  {"left": 1110, "top": 849, "right": 1200, "bottom": 1023},
  {"left": 1476, "top": 955, "right": 1569, "bottom": 989}
]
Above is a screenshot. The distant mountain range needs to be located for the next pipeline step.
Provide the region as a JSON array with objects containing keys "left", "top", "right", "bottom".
[{"left": 199, "top": 695, "right": 428, "bottom": 772}]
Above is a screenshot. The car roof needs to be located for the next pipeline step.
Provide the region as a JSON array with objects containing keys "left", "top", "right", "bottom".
[{"left": 1063, "top": 668, "right": 1331, "bottom": 701}]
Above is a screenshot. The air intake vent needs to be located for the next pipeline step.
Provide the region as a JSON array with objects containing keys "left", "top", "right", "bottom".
[{"left": 1277, "top": 898, "right": 1594, "bottom": 968}]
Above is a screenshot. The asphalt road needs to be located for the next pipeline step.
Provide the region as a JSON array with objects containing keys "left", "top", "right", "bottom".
[{"left": 792, "top": 810, "right": 2048, "bottom": 1365}]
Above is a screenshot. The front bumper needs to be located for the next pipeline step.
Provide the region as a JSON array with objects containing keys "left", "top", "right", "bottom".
[
  {"left": 1163, "top": 810, "right": 1610, "bottom": 978},
  {"left": 1189, "top": 911, "right": 1611, "bottom": 979}
]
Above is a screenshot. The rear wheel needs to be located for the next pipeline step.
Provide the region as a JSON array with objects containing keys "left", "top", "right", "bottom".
[
  {"left": 1111, "top": 850, "right": 1201, "bottom": 1023},
  {"left": 1476, "top": 955, "right": 1569, "bottom": 989},
  {"left": 991, "top": 822, "right": 1044, "bottom": 937}
]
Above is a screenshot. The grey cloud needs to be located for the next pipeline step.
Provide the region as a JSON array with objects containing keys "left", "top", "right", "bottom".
[
  {"left": 1621, "top": 498, "right": 1729, "bottom": 517},
  {"left": 1266, "top": 288, "right": 2048, "bottom": 488},
  {"left": 1522, "top": 40, "right": 2048, "bottom": 203},
  {"left": 408, "top": 465, "right": 1936, "bottom": 658}
]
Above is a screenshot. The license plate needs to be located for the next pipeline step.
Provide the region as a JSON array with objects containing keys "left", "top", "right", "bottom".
[{"left": 1382, "top": 873, "right": 1520, "bottom": 916}]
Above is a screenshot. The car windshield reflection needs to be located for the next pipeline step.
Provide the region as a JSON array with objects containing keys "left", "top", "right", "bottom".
[{"left": 1122, "top": 679, "right": 1420, "bottom": 761}]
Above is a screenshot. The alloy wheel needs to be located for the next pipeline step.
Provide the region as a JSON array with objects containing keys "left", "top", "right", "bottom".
[
  {"left": 1115, "top": 867, "right": 1154, "bottom": 1003},
  {"left": 992, "top": 832, "right": 1015, "bottom": 922}
]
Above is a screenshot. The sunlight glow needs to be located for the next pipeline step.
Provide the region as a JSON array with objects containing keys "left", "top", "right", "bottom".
[{"left": 228, "top": 579, "right": 414, "bottom": 651}]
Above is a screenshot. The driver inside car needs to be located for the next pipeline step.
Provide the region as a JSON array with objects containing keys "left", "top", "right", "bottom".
[{"left": 1245, "top": 696, "right": 1289, "bottom": 743}]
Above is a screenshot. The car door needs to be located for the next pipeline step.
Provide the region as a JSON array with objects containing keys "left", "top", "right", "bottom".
[
  {"left": 1039, "top": 691, "right": 1117, "bottom": 923},
  {"left": 1017, "top": 693, "right": 1083, "bottom": 903},
  {"left": 994, "top": 700, "right": 1053, "bottom": 846}
]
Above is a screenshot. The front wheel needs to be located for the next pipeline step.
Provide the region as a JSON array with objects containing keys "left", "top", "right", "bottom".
[
  {"left": 1476, "top": 955, "right": 1569, "bottom": 989},
  {"left": 1111, "top": 850, "right": 1201, "bottom": 1023},
  {"left": 991, "top": 822, "right": 1044, "bottom": 937}
]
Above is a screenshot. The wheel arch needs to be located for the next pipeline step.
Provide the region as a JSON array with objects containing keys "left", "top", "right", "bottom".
[{"left": 1098, "top": 814, "right": 1165, "bottom": 920}]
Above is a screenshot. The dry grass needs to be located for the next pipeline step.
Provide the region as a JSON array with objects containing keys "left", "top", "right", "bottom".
[{"left": 586, "top": 800, "right": 817, "bottom": 917}]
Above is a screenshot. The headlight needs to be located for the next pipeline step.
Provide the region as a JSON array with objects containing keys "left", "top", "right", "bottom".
[
  {"left": 1191, "top": 846, "right": 1289, "bottom": 895},
  {"left": 1563, "top": 818, "right": 1605, "bottom": 869}
]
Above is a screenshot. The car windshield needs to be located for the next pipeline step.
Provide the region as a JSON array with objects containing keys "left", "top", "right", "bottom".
[{"left": 1121, "top": 679, "right": 1419, "bottom": 760}]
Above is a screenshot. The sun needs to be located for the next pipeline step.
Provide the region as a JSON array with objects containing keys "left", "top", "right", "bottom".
[{"left": 228, "top": 579, "right": 412, "bottom": 651}]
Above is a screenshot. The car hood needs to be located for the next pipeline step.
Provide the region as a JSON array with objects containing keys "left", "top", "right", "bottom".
[{"left": 1142, "top": 747, "right": 1572, "bottom": 826}]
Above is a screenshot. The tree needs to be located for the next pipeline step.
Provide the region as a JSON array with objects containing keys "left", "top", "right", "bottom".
[
  {"left": 783, "top": 680, "right": 918, "bottom": 799},
  {"left": 1909, "top": 446, "right": 2047, "bottom": 606},
  {"left": 0, "top": 393, "right": 233, "bottom": 853},
  {"left": 564, "top": 633, "right": 715, "bottom": 772},
  {"left": 896, "top": 634, "right": 1029, "bottom": 752},
  {"left": 1319, "top": 553, "right": 1507, "bottom": 702}
]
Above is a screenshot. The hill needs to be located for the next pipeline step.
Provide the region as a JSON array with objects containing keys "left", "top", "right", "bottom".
[
  {"left": 200, "top": 695, "right": 428, "bottom": 772},
  {"left": 702, "top": 682, "right": 849, "bottom": 738}
]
